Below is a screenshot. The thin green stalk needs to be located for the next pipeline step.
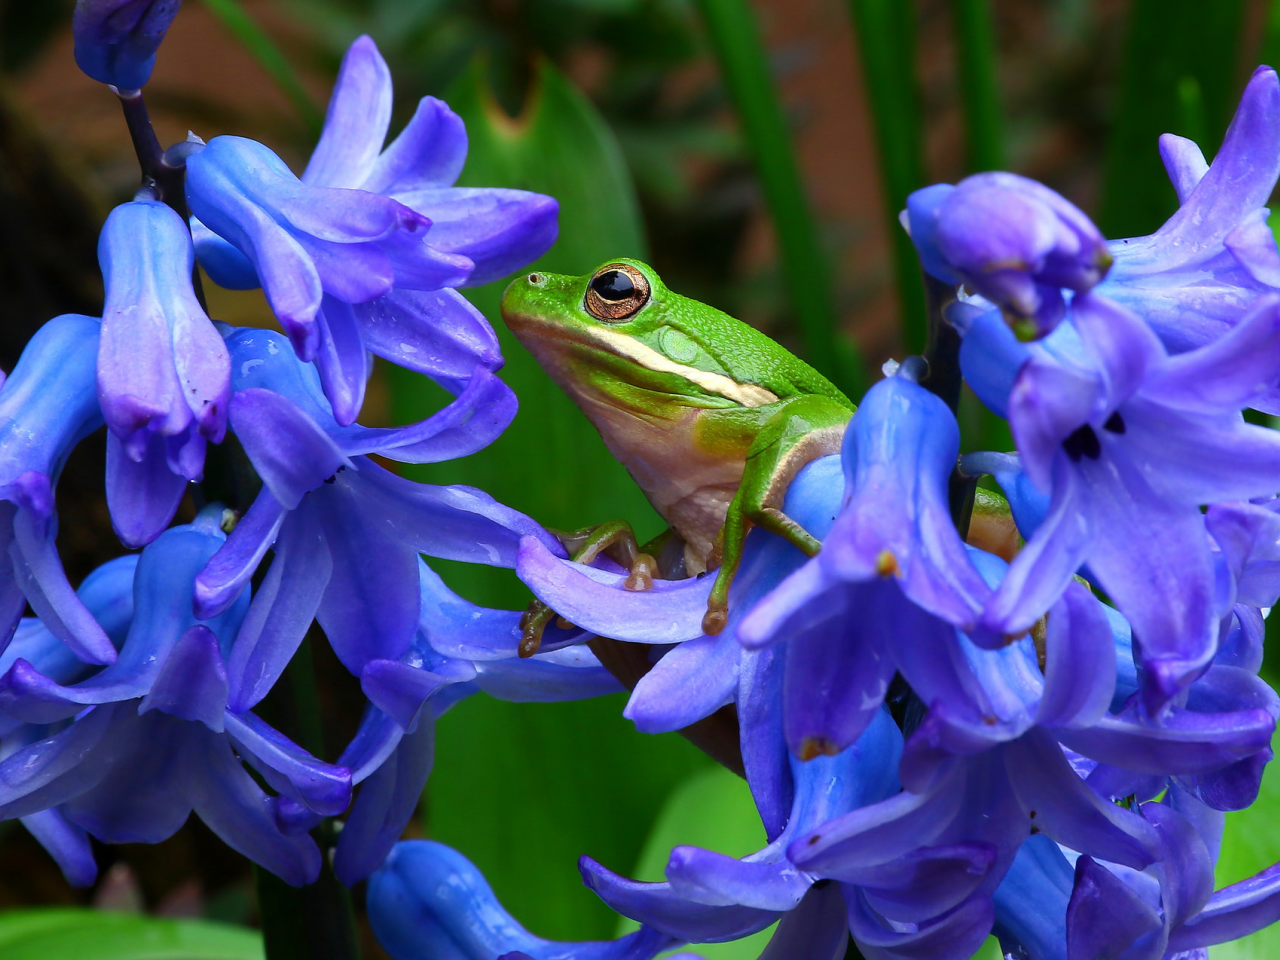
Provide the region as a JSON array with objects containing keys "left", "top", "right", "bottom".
[
  {"left": 1261, "top": 0, "right": 1280, "bottom": 70},
  {"left": 693, "top": 0, "right": 858, "bottom": 393},
  {"left": 952, "top": 0, "right": 1004, "bottom": 173},
  {"left": 197, "top": 0, "right": 324, "bottom": 136},
  {"left": 846, "top": 0, "right": 928, "bottom": 355}
]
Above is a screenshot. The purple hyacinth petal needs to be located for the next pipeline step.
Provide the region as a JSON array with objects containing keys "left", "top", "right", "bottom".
[
  {"left": 1159, "top": 133, "right": 1209, "bottom": 203},
  {"left": 334, "top": 720, "right": 434, "bottom": 885},
  {"left": 356, "top": 466, "right": 565, "bottom": 566},
  {"left": 312, "top": 297, "right": 370, "bottom": 427},
  {"left": 851, "top": 843, "right": 996, "bottom": 924},
  {"left": 98, "top": 200, "right": 228, "bottom": 444},
  {"left": 106, "top": 430, "right": 189, "bottom": 548},
  {"left": 664, "top": 845, "right": 810, "bottom": 912},
  {"left": 789, "top": 775, "right": 963, "bottom": 878},
  {"left": 0, "top": 702, "right": 115, "bottom": 816},
  {"left": 10, "top": 509, "right": 116, "bottom": 666},
  {"left": 230, "top": 388, "right": 352, "bottom": 509},
  {"left": 846, "top": 886, "right": 994, "bottom": 960},
  {"left": 1065, "top": 855, "right": 1162, "bottom": 960},
  {"left": 1081, "top": 462, "right": 1217, "bottom": 713},
  {"left": 361, "top": 659, "right": 474, "bottom": 730},
  {"left": 738, "top": 646, "right": 792, "bottom": 842},
  {"left": 820, "top": 377, "right": 989, "bottom": 629},
  {"left": 194, "top": 490, "right": 287, "bottom": 619},
  {"left": 226, "top": 512, "right": 332, "bottom": 712},
  {"left": 579, "top": 857, "right": 779, "bottom": 944},
  {"left": 1170, "top": 863, "right": 1280, "bottom": 950},
  {"left": 138, "top": 624, "right": 229, "bottom": 731},
  {"left": 516, "top": 537, "right": 712, "bottom": 644},
  {"left": 338, "top": 707, "right": 405, "bottom": 783},
  {"left": 191, "top": 216, "right": 259, "bottom": 289},
  {"left": 302, "top": 35, "right": 392, "bottom": 190},
  {"left": 313, "top": 477, "right": 420, "bottom": 672},
  {"left": 1058, "top": 707, "right": 1275, "bottom": 778},
  {"left": 625, "top": 633, "right": 739, "bottom": 734},
  {"left": 471, "top": 646, "right": 621, "bottom": 702},
  {"left": 757, "top": 883, "right": 849, "bottom": 960},
  {"left": 355, "top": 287, "right": 502, "bottom": 379},
  {"left": 416, "top": 559, "right": 521, "bottom": 660},
  {"left": 1035, "top": 580, "right": 1116, "bottom": 729},
  {"left": 222, "top": 711, "right": 351, "bottom": 816},
  {"left": 61, "top": 711, "right": 190, "bottom": 843},
  {"left": 1146, "top": 291, "right": 1280, "bottom": 414},
  {"left": 395, "top": 188, "right": 559, "bottom": 286},
  {"left": 955, "top": 304, "right": 1029, "bottom": 418},
  {"left": 980, "top": 459, "right": 1091, "bottom": 641},
  {"left": 362, "top": 95, "right": 468, "bottom": 195},
  {"left": 21, "top": 808, "right": 98, "bottom": 887},
  {"left": 1144, "top": 800, "right": 1215, "bottom": 927},
  {"left": 336, "top": 366, "right": 516, "bottom": 464},
  {"left": 1003, "top": 730, "right": 1159, "bottom": 870},
  {"left": 1224, "top": 210, "right": 1280, "bottom": 287},
  {"left": 782, "top": 582, "right": 897, "bottom": 759},
  {"left": 376, "top": 229, "right": 473, "bottom": 292},
  {"left": 182, "top": 728, "right": 321, "bottom": 886},
  {"left": 72, "top": 0, "right": 181, "bottom": 90},
  {"left": 1132, "top": 67, "right": 1280, "bottom": 272}
]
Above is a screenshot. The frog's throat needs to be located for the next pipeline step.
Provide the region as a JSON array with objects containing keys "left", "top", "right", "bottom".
[{"left": 517, "top": 313, "right": 779, "bottom": 409}]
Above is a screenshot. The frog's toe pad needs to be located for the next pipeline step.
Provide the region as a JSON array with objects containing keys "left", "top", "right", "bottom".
[
  {"left": 702, "top": 604, "right": 729, "bottom": 636},
  {"left": 623, "top": 553, "right": 658, "bottom": 592}
]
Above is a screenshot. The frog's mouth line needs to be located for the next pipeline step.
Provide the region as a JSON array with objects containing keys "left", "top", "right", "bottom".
[{"left": 502, "top": 306, "right": 779, "bottom": 410}]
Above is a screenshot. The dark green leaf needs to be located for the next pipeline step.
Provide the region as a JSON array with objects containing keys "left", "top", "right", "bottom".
[
  {"left": 846, "top": 0, "right": 928, "bottom": 355},
  {"left": 1098, "top": 0, "right": 1245, "bottom": 238},
  {"left": 951, "top": 0, "right": 1004, "bottom": 173}
]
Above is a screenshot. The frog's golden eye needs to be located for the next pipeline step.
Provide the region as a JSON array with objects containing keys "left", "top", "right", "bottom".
[{"left": 585, "top": 264, "right": 650, "bottom": 321}]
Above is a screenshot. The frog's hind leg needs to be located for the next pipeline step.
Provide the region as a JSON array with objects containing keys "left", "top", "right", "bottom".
[
  {"left": 519, "top": 519, "right": 660, "bottom": 657},
  {"left": 702, "top": 395, "right": 851, "bottom": 635}
]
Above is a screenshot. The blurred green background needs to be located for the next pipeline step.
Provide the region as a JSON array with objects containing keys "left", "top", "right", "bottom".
[{"left": 2, "top": 0, "right": 1280, "bottom": 957}]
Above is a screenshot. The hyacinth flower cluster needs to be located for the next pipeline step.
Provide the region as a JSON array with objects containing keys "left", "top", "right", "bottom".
[
  {"left": 362, "top": 67, "right": 1280, "bottom": 960},
  {"left": 18, "top": 5, "right": 1280, "bottom": 960}
]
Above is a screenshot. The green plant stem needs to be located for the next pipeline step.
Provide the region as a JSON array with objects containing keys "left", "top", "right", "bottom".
[
  {"left": 847, "top": 0, "right": 928, "bottom": 355},
  {"left": 255, "top": 636, "right": 360, "bottom": 960},
  {"left": 951, "top": 0, "right": 1004, "bottom": 172},
  {"left": 693, "top": 0, "right": 856, "bottom": 392},
  {"left": 197, "top": 0, "right": 323, "bottom": 136}
]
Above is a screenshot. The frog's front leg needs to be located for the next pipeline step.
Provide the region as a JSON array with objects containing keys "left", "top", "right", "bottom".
[
  {"left": 519, "top": 519, "right": 661, "bottom": 657},
  {"left": 702, "top": 395, "right": 852, "bottom": 635}
]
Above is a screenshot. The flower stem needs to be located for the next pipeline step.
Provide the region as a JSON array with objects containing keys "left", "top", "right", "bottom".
[{"left": 115, "top": 89, "right": 207, "bottom": 310}]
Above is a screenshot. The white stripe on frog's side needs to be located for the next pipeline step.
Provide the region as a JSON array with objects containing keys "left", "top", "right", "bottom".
[{"left": 586, "top": 324, "right": 779, "bottom": 408}]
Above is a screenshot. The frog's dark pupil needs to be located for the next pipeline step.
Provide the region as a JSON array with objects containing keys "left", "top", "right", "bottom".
[
  {"left": 591, "top": 270, "right": 636, "bottom": 301},
  {"left": 1062, "top": 424, "right": 1102, "bottom": 462}
]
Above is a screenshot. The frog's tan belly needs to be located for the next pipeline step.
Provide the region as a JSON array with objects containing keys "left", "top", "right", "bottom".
[{"left": 575, "top": 393, "right": 745, "bottom": 573}]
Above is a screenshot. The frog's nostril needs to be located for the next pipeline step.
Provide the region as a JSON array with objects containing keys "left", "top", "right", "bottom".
[{"left": 528, "top": 273, "right": 543, "bottom": 284}]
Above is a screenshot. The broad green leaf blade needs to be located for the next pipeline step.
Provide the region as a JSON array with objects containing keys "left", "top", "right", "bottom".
[
  {"left": 390, "top": 55, "right": 660, "bottom": 610},
  {"left": 197, "top": 0, "right": 324, "bottom": 136},
  {"left": 846, "top": 0, "right": 928, "bottom": 356},
  {"left": 0, "top": 908, "right": 263, "bottom": 960},
  {"left": 1097, "top": 0, "right": 1245, "bottom": 238},
  {"left": 427, "top": 695, "right": 713, "bottom": 941},
  {"left": 692, "top": 0, "right": 855, "bottom": 393}
]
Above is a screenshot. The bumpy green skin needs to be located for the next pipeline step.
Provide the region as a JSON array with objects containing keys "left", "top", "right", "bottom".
[{"left": 501, "top": 258, "right": 855, "bottom": 634}]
